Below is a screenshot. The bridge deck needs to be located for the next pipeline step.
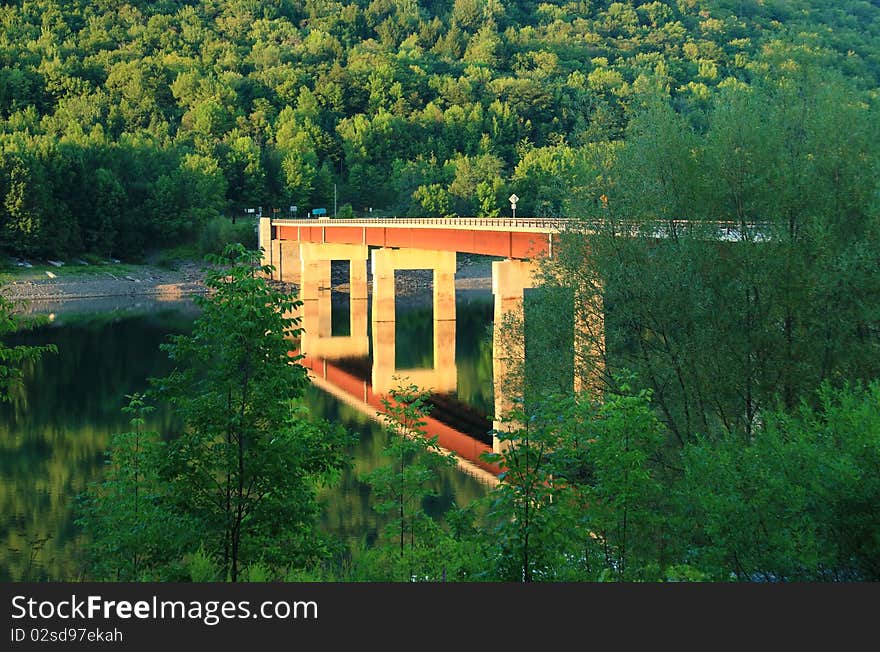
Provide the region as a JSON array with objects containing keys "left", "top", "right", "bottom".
[
  {"left": 268, "top": 217, "right": 765, "bottom": 259},
  {"left": 272, "top": 218, "right": 562, "bottom": 259},
  {"left": 272, "top": 217, "right": 566, "bottom": 233}
]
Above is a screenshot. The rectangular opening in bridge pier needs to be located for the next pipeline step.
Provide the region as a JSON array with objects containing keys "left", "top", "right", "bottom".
[
  {"left": 330, "top": 260, "right": 351, "bottom": 336},
  {"left": 394, "top": 269, "right": 434, "bottom": 370},
  {"left": 524, "top": 286, "right": 574, "bottom": 415}
]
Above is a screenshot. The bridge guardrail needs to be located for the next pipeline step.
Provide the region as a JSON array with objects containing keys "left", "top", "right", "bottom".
[
  {"left": 270, "top": 216, "right": 769, "bottom": 239},
  {"left": 272, "top": 216, "right": 571, "bottom": 229}
]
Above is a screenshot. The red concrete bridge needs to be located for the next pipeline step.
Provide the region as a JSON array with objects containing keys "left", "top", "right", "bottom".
[
  {"left": 261, "top": 216, "right": 758, "bottom": 469},
  {"left": 266, "top": 216, "right": 567, "bottom": 260},
  {"left": 262, "top": 216, "right": 755, "bottom": 265},
  {"left": 259, "top": 215, "right": 602, "bottom": 460}
]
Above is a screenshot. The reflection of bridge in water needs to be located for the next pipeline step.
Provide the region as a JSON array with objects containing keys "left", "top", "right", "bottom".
[
  {"left": 260, "top": 217, "right": 602, "bottom": 482},
  {"left": 292, "top": 290, "right": 501, "bottom": 483}
]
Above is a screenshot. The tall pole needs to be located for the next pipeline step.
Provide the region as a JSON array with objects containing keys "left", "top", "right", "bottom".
[{"left": 334, "top": 184, "right": 337, "bottom": 218}]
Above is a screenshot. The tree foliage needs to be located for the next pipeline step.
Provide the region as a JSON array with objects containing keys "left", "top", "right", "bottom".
[
  {"left": 76, "top": 394, "right": 186, "bottom": 581},
  {"left": 555, "top": 66, "right": 880, "bottom": 446},
  {"left": 0, "top": 294, "right": 56, "bottom": 402},
  {"left": 3, "top": 1, "right": 880, "bottom": 257},
  {"left": 362, "top": 383, "right": 462, "bottom": 581},
  {"left": 78, "top": 244, "right": 350, "bottom": 581}
]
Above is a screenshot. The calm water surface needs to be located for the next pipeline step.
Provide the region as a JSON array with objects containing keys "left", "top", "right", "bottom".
[{"left": 0, "top": 291, "right": 496, "bottom": 581}]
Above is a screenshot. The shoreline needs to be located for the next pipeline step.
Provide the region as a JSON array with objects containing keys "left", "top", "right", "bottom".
[
  {"left": 1, "top": 261, "right": 207, "bottom": 306},
  {"left": 2, "top": 259, "right": 494, "bottom": 313}
]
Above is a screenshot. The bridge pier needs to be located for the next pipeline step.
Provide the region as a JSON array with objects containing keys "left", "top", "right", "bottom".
[
  {"left": 259, "top": 217, "right": 301, "bottom": 283},
  {"left": 277, "top": 241, "right": 301, "bottom": 284},
  {"left": 299, "top": 243, "right": 368, "bottom": 301},
  {"left": 299, "top": 259, "right": 330, "bottom": 300},
  {"left": 371, "top": 247, "right": 456, "bottom": 323},
  {"left": 370, "top": 247, "right": 457, "bottom": 394},
  {"left": 491, "top": 259, "right": 540, "bottom": 452},
  {"left": 258, "top": 217, "right": 272, "bottom": 270}
]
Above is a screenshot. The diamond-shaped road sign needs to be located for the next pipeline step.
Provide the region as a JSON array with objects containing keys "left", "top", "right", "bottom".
[{"left": 509, "top": 194, "right": 519, "bottom": 204}]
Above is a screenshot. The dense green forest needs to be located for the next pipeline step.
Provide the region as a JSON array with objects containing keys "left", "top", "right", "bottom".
[
  {"left": 2, "top": 0, "right": 879, "bottom": 259},
  {"left": 3, "top": 1, "right": 880, "bottom": 582}
]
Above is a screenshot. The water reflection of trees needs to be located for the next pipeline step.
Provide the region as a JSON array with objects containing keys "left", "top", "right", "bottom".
[
  {"left": 454, "top": 295, "right": 495, "bottom": 414},
  {"left": 1, "top": 297, "right": 497, "bottom": 580},
  {"left": 0, "top": 314, "right": 185, "bottom": 581}
]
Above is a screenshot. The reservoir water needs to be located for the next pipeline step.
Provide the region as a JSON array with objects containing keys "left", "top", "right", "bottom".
[{"left": 0, "top": 288, "right": 497, "bottom": 581}]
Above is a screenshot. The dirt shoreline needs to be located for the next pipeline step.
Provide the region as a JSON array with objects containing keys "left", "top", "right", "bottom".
[
  {"left": 1, "top": 262, "right": 207, "bottom": 304},
  {"left": 1, "top": 258, "right": 493, "bottom": 310}
]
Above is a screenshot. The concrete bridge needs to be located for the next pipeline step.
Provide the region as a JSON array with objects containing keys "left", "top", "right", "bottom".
[
  {"left": 262, "top": 216, "right": 565, "bottom": 264},
  {"left": 259, "top": 216, "right": 601, "bottom": 458}
]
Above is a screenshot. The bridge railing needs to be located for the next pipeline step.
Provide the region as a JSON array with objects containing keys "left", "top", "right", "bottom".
[
  {"left": 272, "top": 216, "right": 572, "bottom": 230},
  {"left": 270, "top": 216, "right": 770, "bottom": 239},
  {"left": 592, "top": 219, "right": 770, "bottom": 239}
]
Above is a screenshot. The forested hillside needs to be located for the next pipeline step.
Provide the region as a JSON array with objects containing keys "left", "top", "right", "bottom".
[{"left": 1, "top": 0, "right": 878, "bottom": 258}]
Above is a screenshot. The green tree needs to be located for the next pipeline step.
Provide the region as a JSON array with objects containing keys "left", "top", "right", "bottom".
[
  {"left": 680, "top": 382, "right": 880, "bottom": 581},
  {"left": 0, "top": 154, "right": 50, "bottom": 258},
  {"left": 448, "top": 153, "right": 505, "bottom": 216},
  {"left": 476, "top": 180, "right": 499, "bottom": 217},
  {"left": 154, "top": 244, "right": 349, "bottom": 581},
  {"left": 76, "top": 394, "right": 184, "bottom": 581},
  {"left": 482, "top": 401, "right": 567, "bottom": 582},
  {"left": 84, "top": 167, "right": 124, "bottom": 259},
  {"left": 563, "top": 385, "right": 672, "bottom": 581},
  {"left": 412, "top": 183, "right": 451, "bottom": 216},
  {"left": 551, "top": 68, "right": 880, "bottom": 446},
  {"left": 364, "top": 384, "right": 458, "bottom": 580},
  {"left": 0, "top": 294, "right": 56, "bottom": 402}
]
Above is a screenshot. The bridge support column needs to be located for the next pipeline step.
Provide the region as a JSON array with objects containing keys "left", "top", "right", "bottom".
[
  {"left": 491, "top": 259, "right": 539, "bottom": 453},
  {"left": 370, "top": 248, "right": 456, "bottom": 323},
  {"left": 259, "top": 218, "right": 292, "bottom": 282},
  {"left": 277, "top": 240, "right": 301, "bottom": 284},
  {"left": 299, "top": 243, "right": 369, "bottom": 301},
  {"left": 299, "top": 259, "right": 330, "bottom": 300},
  {"left": 433, "top": 261, "right": 456, "bottom": 324},
  {"left": 258, "top": 217, "right": 272, "bottom": 270},
  {"left": 371, "top": 251, "right": 395, "bottom": 324},
  {"left": 350, "top": 298, "right": 369, "bottom": 350},
  {"left": 350, "top": 257, "right": 368, "bottom": 301}
]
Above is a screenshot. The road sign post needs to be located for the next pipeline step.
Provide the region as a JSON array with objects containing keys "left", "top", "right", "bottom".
[{"left": 509, "top": 193, "right": 519, "bottom": 219}]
